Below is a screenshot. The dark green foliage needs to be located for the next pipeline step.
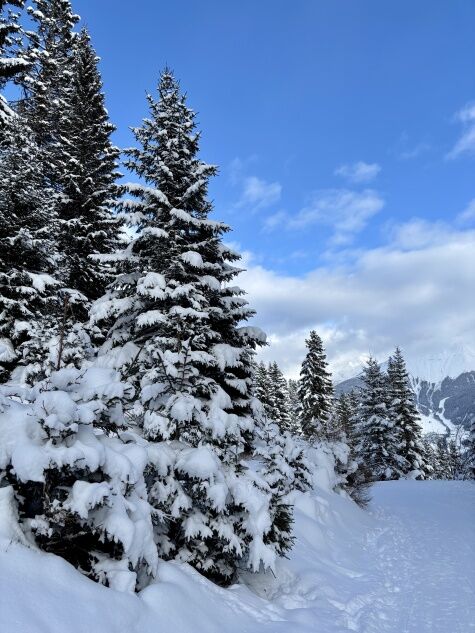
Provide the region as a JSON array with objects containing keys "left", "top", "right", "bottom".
[
  {"left": 0, "top": 113, "right": 60, "bottom": 382},
  {"left": 387, "top": 348, "right": 428, "bottom": 478},
  {"left": 55, "top": 28, "right": 121, "bottom": 299},
  {"left": 93, "top": 70, "right": 276, "bottom": 586},
  {"left": 297, "top": 330, "right": 333, "bottom": 440}
]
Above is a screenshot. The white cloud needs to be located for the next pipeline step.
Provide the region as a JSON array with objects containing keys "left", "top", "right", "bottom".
[
  {"left": 398, "top": 142, "right": 431, "bottom": 160},
  {"left": 237, "top": 224, "right": 475, "bottom": 381},
  {"left": 237, "top": 176, "right": 282, "bottom": 210},
  {"left": 447, "top": 102, "right": 475, "bottom": 159},
  {"left": 229, "top": 159, "right": 282, "bottom": 211},
  {"left": 335, "top": 161, "right": 381, "bottom": 183},
  {"left": 456, "top": 198, "right": 475, "bottom": 225},
  {"left": 264, "top": 189, "right": 384, "bottom": 245},
  {"left": 387, "top": 218, "right": 450, "bottom": 250}
]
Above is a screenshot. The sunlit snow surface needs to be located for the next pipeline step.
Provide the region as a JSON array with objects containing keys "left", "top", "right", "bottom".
[{"left": 1, "top": 481, "right": 474, "bottom": 633}]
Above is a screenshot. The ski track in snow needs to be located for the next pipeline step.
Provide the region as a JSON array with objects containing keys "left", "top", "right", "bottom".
[
  {"left": 362, "top": 481, "right": 475, "bottom": 633},
  {"left": 327, "top": 481, "right": 474, "bottom": 633},
  {"left": 253, "top": 480, "right": 475, "bottom": 633},
  {"left": 1, "top": 481, "right": 474, "bottom": 633}
]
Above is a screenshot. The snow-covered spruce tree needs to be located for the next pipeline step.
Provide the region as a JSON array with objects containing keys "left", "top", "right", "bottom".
[
  {"left": 0, "top": 0, "right": 28, "bottom": 125},
  {"left": 21, "top": 0, "right": 78, "bottom": 175},
  {"left": 252, "top": 398, "right": 312, "bottom": 555},
  {"left": 1, "top": 366, "right": 158, "bottom": 590},
  {"left": 93, "top": 70, "right": 281, "bottom": 585},
  {"left": 267, "top": 361, "right": 292, "bottom": 433},
  {"left": 0, "top": 113, "right": 61, "bottom": 383},
  {"left": 358, "top": 357, "right": 403, "bottom": 481},
  {"left": 387, "top": 348, "right": 428, "bottom": 479},
  {"left": 11, "top": 11, "right": 120, "bottom": 380},
  {"left": 23, "top": 9, "right": 120, "bottom": 302},
  {"left": 54, "top": 27, "right": 121, "bottom": 301},
  {"left": 297, "top": 330, "right": 333, "bottom": 440}
]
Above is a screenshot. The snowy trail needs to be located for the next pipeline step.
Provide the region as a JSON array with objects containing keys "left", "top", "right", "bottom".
[
  {"left": 258, "top": 480, "right": 475, "bottom": 633},
  {"left": 364, "top": 481, "right": 475, "bottom": 633}
]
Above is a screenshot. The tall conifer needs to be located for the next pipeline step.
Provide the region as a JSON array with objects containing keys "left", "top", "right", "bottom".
[
  {"left": 358, "top": 357, "right": 403, "bottom": 481},
  {"left": 297, "top": 330, "right": 333, "bottom": 440},
  {"left": 387, "top": 347, "right": 428, "bottom": 479},
  {"left": 55, "top": 27, "right": 121, "bottom": 300},
  {"left": 93, "top": 70, "right": 282, "bottom": 585}
]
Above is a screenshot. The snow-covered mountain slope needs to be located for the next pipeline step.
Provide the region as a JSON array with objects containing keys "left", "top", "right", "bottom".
[
  {"left": 406, "top": 345, "right": 475, "bottom": 385},
  {"left": 335, "top": 348, "right": 475, "bottom": 433},
  {"left": 1, "top": 481, "right": 474, "bottom": 633}
]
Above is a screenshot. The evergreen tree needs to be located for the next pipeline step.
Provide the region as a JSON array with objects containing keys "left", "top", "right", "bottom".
[
  {"left": 358, "top": 357, "right": 403, "bottom": 481},
  {"left": 387, "top": 348, "right": 428, "bottom": 479},
  {"left": 22, "top": 9, "right": 120, "bottom": 303},
  {"left": 54, "top": 27, "right": 121, "bottom": 300},
  {"left": 430, "top": 435, "right": 466, "bottom": 480},
  {"left": 5, "top": 10, "right": 120, "bottom": 381},
  {"left": 92, "top": 70, "right": 281, "bottom": 585},
  {"left": 267, "top": 361, "right": 291, "bottom": 433},
  {"left": 0, "top": 113, "right": 60, "bottom": 382},
  {"left": 0, "top": 0, "right": 28, "bottom": 125},
  {"left": 422, "top": 436, "right": 440, "bottom": 479},
  {"left": 297, "top": 330, "right": 333, "bottom": 440},
  {"left": 253, "top": 415, "right": 295, "bottom": 557},
  {"left": 21, "top": 0, "right": 79, "bottom": 179}
]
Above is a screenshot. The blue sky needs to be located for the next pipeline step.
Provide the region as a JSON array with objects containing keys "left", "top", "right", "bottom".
[
  {"left": 54, "top": 2, "right": 475, "bottom": 375},
  {"left": 76, "top": 0, "right": 474, "bottom": 272}
]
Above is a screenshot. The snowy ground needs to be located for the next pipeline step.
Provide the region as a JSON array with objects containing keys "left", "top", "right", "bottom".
[{"left": 1, "top": 480, "right": 474, "bottom": 633}]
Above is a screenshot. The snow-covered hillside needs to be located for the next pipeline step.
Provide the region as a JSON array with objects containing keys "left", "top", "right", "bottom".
[
  {"left": 2, "top": 480, "right": 474, "bottom": 633},
  {"left": 406, "top": 345, "right": 475, "bottom": 385}
]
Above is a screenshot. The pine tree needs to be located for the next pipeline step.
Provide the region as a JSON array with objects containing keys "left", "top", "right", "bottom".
[
  {"left": 387, "top": 348, "right": 428, "bottom": 479},
  {"left": 336, "top": 390, "right": 363, "bottom": 447},
  {"left": 21, "top": 0, "right": 79, "bottom": 177},
  {"left": 6, "top": 9, "right": 120, "bottom": 380},
  {"left": 54, "top": 27, "right": 121, "bottom": 301},
  {"left": 358, "top": 357, "right": 403, "bottom": 481},
  {"left": 0, "top": 113, "right": 60, "bottom": 382},
  {"left": 0, "top": 0, "right": 28, "bottom": 125},
  {"left": 297, "top": 330, "right": 333, "bottom": 440},
  {"left": 22, "top": 8, "right": 120, "bottom": 303},
  {"left": 92, "top": 70, "right": 281, "bottom": 585},
  {"left": 335, "top": 393, "right": 352, "bottom": 440},
  {"left": 267, "top": 361, "right": 291, "bottom": 433}
]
